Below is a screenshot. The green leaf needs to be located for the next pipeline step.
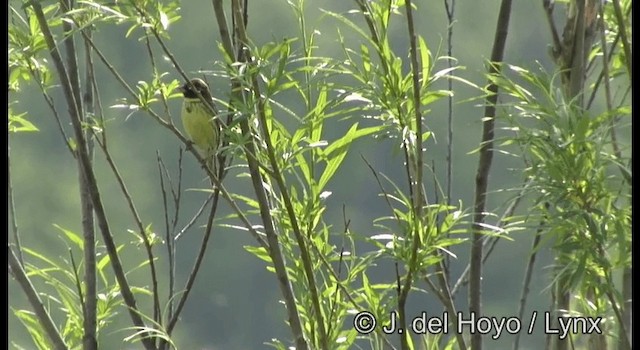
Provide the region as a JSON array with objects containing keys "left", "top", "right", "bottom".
[
  {"left": 9, "top": 111, "right": 39, "bottom": 133},
  {"left": 320, "top": 10, "right": 375, "bottom": 47},
  {"left": 362, "top": 272, "right": 373, "bottom": 302},
  {"left": 308, "top": 89, "right": 327, "bottom": 142},
  {"left": 418, "top": 36, "right": 430, "bottom": 89},
  {"left": 361, "top": 44, "right": 371, "bottom": 75},
  {"left": 244, "top": 245, "right": 273, "bottom": 263},
  {"left": 159, "top": 11, "right": 169, "bottom": 30},
  {"left": 22, "top": 247, "right": 61, "bottom": 270},
  {"left": 97, "top": 253, "right": 111, "bottom": 272},
  {"left": 13, "top": 310, "right": 50, "bottom": 349},
  {"left": 319, "top": 124, "right": 380, "bottom": 191},
  {"left": 53, "top": 224, "right": 84, "bottom": 250},
  {"left": 230, "top": 193, "right": 260, "bottom": 209},
  {"left": 420, "top": 90, "right": 451, "bottom": 107}
]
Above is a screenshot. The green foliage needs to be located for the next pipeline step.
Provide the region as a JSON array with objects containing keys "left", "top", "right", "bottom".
[
  {"left": 8, "top": 0, "right": 476, "bottom": 348},
  {"left": 12, "top": 228, "right": 126, "bottom": 349},
  {"left": 9, "top": 108, "right": 39, "bottom": 133},
  {"left": 492, "top": 63, "right": 631, "bottom": 344},
  {"left": 66, "top": 0, "right": 181, "bottom": 39},
  {"left": 9, "top": 3, "right": 59, "bottom": 92},
  {"left": 226, "top": 2, "right": 478, "bottom": 348},
  {"left": 9, "top": 0, "right": 630, "bottom": 349}
]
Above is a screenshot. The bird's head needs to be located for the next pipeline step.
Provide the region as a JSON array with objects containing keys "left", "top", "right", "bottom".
[{"left": 179, "top": 78, "right": 211, "bottom": 100}]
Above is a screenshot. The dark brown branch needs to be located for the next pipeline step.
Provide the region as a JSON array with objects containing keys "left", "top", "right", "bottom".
[
  {"left": 470, "top": 1, "right": 513, "bottom": 349},
  {"left": 29, "top": 3, "right": 156, "bottom": 348},
  {"left": 72, "top": 18, "right": 265, "bottom": 250},
  {"left": 9, "top": 247, "right": 68, "bottom": 350},
  {"left": 80, "top": 20, "right": 98, "bottom": 350},
  {"left": 611, "top": 0, "right": 631, "bottom": 77},
  {"left": 8, "top": 140, "right": 23, "bottom": 265},
  {"left": 397, "top": 1, "right": 426, "bottom": 349},
  {"left": 165, "top": 189, "right": 222, "bottom": 336},
  {"left": 542, "top": 0, "right": 563, "bottom": 57},
  {"left": 93, "top": 133, "right": 162, "bottom": 329},
  {"left": 211, "top": 0, "right": 234, "bottom": 58},
  {"left": 240, "top": 30, "right": 329, "bottom": 350},
  {"left": 229, "top": 1, "right": 309, "bottom": 348},
  {"left": 512, "top": 209, "right": 546, "bottom": 350},
  {"left": 444, "top": 0, "right": 456, "bottom": 211}
]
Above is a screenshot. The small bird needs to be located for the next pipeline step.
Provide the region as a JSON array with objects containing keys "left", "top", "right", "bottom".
[{"left": 179, "top": 78, "right": 222, "bottom": 172}]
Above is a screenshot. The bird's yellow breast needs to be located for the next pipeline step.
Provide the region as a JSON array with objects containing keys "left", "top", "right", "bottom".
[{"left": 181, "top": 99, "right": 219, "bottom": 156}]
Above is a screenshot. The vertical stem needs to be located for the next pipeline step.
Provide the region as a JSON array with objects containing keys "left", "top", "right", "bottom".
[
  {"left": 512, "top": 222, "right": 544, "bottom": 350},
  {"left": 470, "top": 1, "right": 513, "bottom": 349},
  {"left": 397, "top": 1, "right": 424, "bottom": 348},
  {"left": 59, "top": 1, "right": 99, "bottom": 348},
  {"left": 567, "top": 0, "right": 586, "bottom": 106},
  {"left": 227, "top": 1, "right": 309, "bottom": 348},
  {"left": 81, "top": 27, "right": 98, "bottom": 350},
  {"left": 611, "top": 0, "right": 631, "bottom": 77},
  {"left": 8, "top": 137, "right": 24, "bottom": 265},
  {"left": 620, "top": 267, "right": 632, "bottom": 350},
  {"left": 30, "top": 4, "right": 155, "bottom": 348},
  {"left": 444, "top": 0, "right": 454, "bottom": 202},
  {"left": 443, "top": 0, "right": 455, "bottom": 279}
]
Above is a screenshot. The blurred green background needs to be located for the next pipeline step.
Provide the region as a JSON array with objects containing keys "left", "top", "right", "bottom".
[{"left": 9, "top": 1, "right": 625, "bottom": 349}]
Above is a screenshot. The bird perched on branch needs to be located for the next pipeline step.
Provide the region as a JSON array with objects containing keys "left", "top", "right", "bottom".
[{"left": 178, "top": 78, "right": 222, "bottom": 172}]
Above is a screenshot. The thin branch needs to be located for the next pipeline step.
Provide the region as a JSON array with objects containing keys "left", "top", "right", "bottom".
[
  {"left": 469, "top": 1, "right": 513, "bottom": 349},
  {"left": 596, "top": 3, "right": 628, "bottom": 186},
  {"left": 586, "top": 29, "right": 621, "bottom": 110},
  {"left": 242, "top": 27, "right": 328, "bottom": 350},
  {"left": 127, "top": 1, "right": 192, "bottom": 85},
  {"left": 352, "top": 0, "right": 418, "bottom": 228},
  {"left": 595, "top": 10, "right": 630, "bottom": 347},
  {"left": 361, "top": 156, "right": 403, "bottom": 225},
  {"left": 423, "top": 272, "right": 467, "bottom": 350},
  {"left": 326, "top": 206, "right": 350, "bottom": 338},
  {"left": 398, "top": 1, "right": 426, "bottom": 348},
  {"left": 451, "top": 180, "right": 530, "bottom": 297},
  {"left": 157, "top": 153, "right": 175, "bottom": 323},
  {"left": 93, "top": 134, "right": 161, "bottom": 329},
  {"left": 80, "top": 19, "right": 98, "bottom": 350},
  {"left": 9, "top": 247, "right": 68, "bottom": 350},
  {"left": 229, "top": 1, "right": 308, "bottom": 348},
  {"left": 142, "top": 25, "right": 226, "bottom": 341},
  {"left": 29, "top": 68, "right": 75, "bottom": 155},
  {"left": 165, "top": 188, "right": 222, "bottom": 336},
  {"left": 611, "top": 0, "right": 631, "bottom": 77},
  {"left": 620, "top": 266, "right": 632, "bottom": 350},
  {"left": 444, "top": 0, "right": 455, "bottom": 207},
  {"left": 143, "top": 30, "right": 174, "bottom": 127},
  {"left": 29, "top": 3, "right": 155, "bottom": 348},
  {"left": 211, "top": 0, "right": 235, "bottom": 60},
  {"left": 307, "top": 226, "right": 397, "bottom": 349},
  {"left": 73, "top": 21, "right": 265, "bottom": 250},
  {"left": 568, "top": 0, "right": 587, "bottom": 104},
  {"left": 443, "top": 0, "right": 456, "bottom": 283},
  {"left": 165, "top": 160, "right": 232, "bottom": 343},
  {"left": 59, "top": 0, "right": 83, "bottom": 117},
  {"left": 174, "top": 193, "right": 215, "bottom": 241},
  {"left": 69, "top": 249, "right": 86, "bottom": 324},
  {"left": 542, "top": 0, "right": 562, "bottom": 57},
  {"left": 8, "top": 139, "right": 24, "bottom": 265},
  {"left": 512, "top": 210, "right": 546, "bottom": 350}
]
